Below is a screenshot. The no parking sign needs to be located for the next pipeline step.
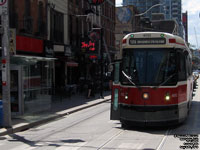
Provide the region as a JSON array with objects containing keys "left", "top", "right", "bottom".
[
  {"left": 0, "top": 0, "right": 7, "bottom": 14},
  {"left": 0, "top": 0, "right": 6, "bottom": 6}
]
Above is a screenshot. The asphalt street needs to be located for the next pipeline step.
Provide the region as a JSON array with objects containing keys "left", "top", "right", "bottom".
[{"left": 0, "top": 80, "right": 200, "bottom": 150}]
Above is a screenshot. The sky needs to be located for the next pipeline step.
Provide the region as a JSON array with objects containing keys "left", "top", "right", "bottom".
[{"left": 115, "top": 0, "right": 200, "bottom": 49}]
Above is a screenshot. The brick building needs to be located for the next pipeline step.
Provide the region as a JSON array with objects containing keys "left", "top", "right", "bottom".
[
  {"left": 6, "top": 0, "right": 55, "bottom": 115},
  {"left": 68, "top": 0, "right": 115, "bottom": 87}
]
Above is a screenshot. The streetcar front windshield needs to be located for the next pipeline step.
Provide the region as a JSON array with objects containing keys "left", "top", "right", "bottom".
[{"left": 121, "top": 48, "right": 177, "bottom": 86}]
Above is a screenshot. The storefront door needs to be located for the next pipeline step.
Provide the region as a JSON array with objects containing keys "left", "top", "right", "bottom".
[{"left": 10, "top": 66, "right": 23, "bottom": 115}]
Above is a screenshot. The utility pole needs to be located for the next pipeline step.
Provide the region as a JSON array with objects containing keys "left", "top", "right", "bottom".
[{"left": 1, "top": 0, "right": 12, "bottom": 128}]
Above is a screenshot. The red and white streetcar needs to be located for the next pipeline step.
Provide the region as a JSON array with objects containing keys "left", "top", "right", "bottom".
[{"left": 111, "top": 32, "right": 193, "bottom": 127}]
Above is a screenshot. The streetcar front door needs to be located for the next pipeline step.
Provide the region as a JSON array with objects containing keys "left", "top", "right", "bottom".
[{"left": 110, "top": 62, "right": 121, "bottom": 120}]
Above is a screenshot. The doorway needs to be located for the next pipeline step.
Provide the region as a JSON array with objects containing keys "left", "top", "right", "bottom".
[{"left": 10, "top": 66, "right": 23, "bottom": 115}]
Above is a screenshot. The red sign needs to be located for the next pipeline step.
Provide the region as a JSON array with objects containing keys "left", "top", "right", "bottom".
[
  {"left": 87, "top": 0, "right": 105, "bottom": 5},
  {"left": 89, "top": 55, "right": 97, "bottom": 59},
  {"left": 16, "top": 35, "right": 43, "bottom": 53},
  {"left": 81, "top": 41, "right": 96, "bottom": 51}
]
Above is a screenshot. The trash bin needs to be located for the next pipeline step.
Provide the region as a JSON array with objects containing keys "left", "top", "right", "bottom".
[{"left": 0, "top": 100, "right": 3, "bottom": 127}]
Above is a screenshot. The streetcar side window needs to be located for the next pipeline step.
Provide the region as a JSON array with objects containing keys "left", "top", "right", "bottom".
[
  {"left": 114, "top": 62, "right": 120, "bottom": 84},
  {"left": 178, "top": 52, "right": 187, "bottom": 81},
  {"left": 186, "top": 56, "right": 192, "bottom": 76}
]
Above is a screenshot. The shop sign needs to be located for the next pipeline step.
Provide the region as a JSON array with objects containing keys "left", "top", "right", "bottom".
[
  {"left": 44, "top": 40, "right": 54, "bottom": 57},
  {"left": 54, "top": 44, "right": 64, "bottom": 52},
  {"left": 16, "top": 35, "right": 43, "bottom": 54},
  {"left": 81, "top": 41, "right": 95, "bottom": 51},
  {"left": 81, "top": 37, "right": 99, "bottom": 54},
  {"left": 64, "top": 45, "right": 72, "bottom": 56},
  {"left": 89, "top": 55, "right": 97, "bottom": 59}
]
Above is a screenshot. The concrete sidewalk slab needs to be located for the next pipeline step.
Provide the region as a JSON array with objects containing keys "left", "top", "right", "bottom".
[{"left": 0, "top": 94, "right": 111, "bottom": 136}]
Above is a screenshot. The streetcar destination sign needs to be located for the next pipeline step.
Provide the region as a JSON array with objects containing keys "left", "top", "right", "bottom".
[{"left": 129, "top": 38, "right": 166, "bottom": 45}]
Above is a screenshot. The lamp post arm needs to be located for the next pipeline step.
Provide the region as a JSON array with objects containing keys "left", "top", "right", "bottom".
[{"left": 135, "top": 4, "right": 163, "bottom": 16}]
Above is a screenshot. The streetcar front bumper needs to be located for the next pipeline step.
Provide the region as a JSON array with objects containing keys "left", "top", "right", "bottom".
[{"left": 120, "top": 103, "right": 188, "bottom": 126}]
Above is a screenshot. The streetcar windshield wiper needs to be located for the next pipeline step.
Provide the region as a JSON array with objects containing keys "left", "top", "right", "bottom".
[
  {"left": 122, "top": 70, "right": 135, "bottom": 85},
  {"left": 153, "top": 73, "right": 176, "bottom": 89},
  {"left": 122, "top": 71, "right": 141, "bottom": 89}
]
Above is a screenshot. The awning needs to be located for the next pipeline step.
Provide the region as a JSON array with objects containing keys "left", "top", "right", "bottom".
[
  {"left": 67, "top": 61, "right": 78, "bottom": 67},
  {"left": 10, "top": 55, "right": 57, "bottom": 65}
]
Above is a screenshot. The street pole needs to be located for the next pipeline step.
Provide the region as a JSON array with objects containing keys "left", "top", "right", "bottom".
[
  {"left": 1, "top": 0, "right": 12, "bottom": 128},
  {"left": 100, "top": 28, "right": 104, "bottom": 99}
]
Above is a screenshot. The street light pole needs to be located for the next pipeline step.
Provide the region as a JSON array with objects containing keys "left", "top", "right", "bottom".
[
  {"left": 1, "top": 0, "right": 12, "bottom": 128},
  {"left": 135, "top": 4, "right": 163, "bottom": 17}
]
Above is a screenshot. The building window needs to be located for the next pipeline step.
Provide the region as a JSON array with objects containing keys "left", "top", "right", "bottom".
[
  {"left": 76, "top": 0, "right": 79, "bottom": 6},
  {"left": 37, "top": 1, "right": 46, "bottom": 36},
  {"left": 50, "top": 10, "right": 64, "bottom": 43},
  {"left": 23, "top": 0, "right": 32, "bottom": 33},
  {"left": 9, "top": 0, "right": 18, "bottom": 29}
]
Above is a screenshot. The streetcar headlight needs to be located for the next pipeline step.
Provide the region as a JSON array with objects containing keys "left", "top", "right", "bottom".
[
  {"left": 165, "top": 93, "right": 171, "bottom": 101},
  {"left": 125, "top": 93, "right": 128, "bottom": 100},
  {"left": 143, "top": 92, "right": 149, "bottom": 100}
]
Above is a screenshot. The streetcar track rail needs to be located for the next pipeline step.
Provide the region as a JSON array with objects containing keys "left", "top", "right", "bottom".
[{"left": 156, "top": 129, "right": 171, "bottom": 150}]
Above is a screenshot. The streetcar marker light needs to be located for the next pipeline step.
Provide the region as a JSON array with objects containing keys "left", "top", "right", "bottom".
[
  {"left": 130, "top": 34, "right": 134, "bottom": 38},
  {"left": 169, "top": 39, "right": 176, "bottom": 43},
  {"left": 122, "top": 39, "right": 127, "bottom": 44},
  {"left": 160, "top": 34, "right": 164, "bottom": 38}
]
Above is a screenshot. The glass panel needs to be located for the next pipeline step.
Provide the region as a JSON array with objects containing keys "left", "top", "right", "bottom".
[
  {"left": 122, "top": 48, "right": 177, "bottom": 86},
  {"left": 113, "top": 89, "right": 118, "bottom": 110},
  {"left": 11, "top": 70, "right": 19, "bottom": 112},
  {"left": 22, "top": 59, "right": 53, "bottom": 114},
  {"left": 114, "top": 63, "right": 120, "bottom": 84}
]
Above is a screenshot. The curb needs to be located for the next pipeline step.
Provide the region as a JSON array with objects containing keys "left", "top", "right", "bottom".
[{"left": 0, "top": 98, "right": 110, "bottom": 136}]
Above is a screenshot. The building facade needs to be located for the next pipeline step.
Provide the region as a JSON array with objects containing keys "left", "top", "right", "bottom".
[
  {"left": 67, "top": 0, "right": 115, "bottom": 91},
  {"left": 182, "top": 11, "right": 188, "bottom": 43},
  {"left": 115, "top": 5, "right": 140, "bottom": 58},
  {"left": 123, "top": 0, "right": 184, "bottom": 37},
  {"left": 122, "top": 0, "right": 162, "bottom": 19},
  {"left": 6, "top": 0, "right": 55, "bottom": 115}
]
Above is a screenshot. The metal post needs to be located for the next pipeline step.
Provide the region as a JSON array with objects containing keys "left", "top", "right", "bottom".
[
  {"left": 100, "top": 28, "right": 104, "bottom": 99},
  {"left": 1, "top": 0, "right": 12, "bottom": 128}
]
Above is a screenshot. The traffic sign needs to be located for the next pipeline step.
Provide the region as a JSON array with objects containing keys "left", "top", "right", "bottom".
[
  {"left": 0, "top": 0, "right": 7, "bottom": 14},
  {"left": 0, "top": 0, "right": 6, "bottom": 6}
]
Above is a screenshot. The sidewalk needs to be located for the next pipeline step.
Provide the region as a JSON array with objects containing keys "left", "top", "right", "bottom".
[{"left": 0, "top": 91, "right": 111, "bottom": 136}]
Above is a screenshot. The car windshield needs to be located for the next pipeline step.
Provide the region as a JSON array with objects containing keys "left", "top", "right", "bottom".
[{"left": 121, "top": 48, "right": 177, "bottom": 86}]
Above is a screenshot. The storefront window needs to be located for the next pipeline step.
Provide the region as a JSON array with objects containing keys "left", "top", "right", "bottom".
[
  {"left": 9, "top": 56, "right": 55, "bottom": 114},
  {"left": 23, "top": 60, "right": 54, "bottom": 113}
]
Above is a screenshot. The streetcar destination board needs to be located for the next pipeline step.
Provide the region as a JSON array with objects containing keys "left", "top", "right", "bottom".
[{"left": 129, "top": 38, "right": 166, "bottom": 45}]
